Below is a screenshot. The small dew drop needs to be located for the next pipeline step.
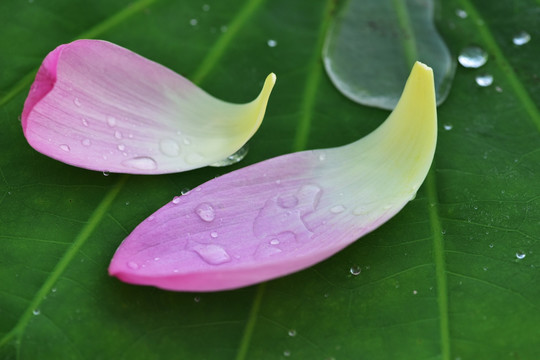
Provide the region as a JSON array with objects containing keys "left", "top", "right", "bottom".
[
  {"left": 318, "top": 152, "right": 326, "bottom": 161},
  {"left": 512, "top": 31, "right": 531, "bottom": 46},
  {"left": 82, "top": 118, "right": 89, "bottom": 127},
  {"left": 82, "top": 139, "right": 91, "bottom": 147},
  {"left": 172, "top": 196, "right": 181, "bottom": 204},
  {"left": 277, "top": 195, "right": 298, "bottom": 209},
  {"left": 475, "top": 74, "right": 494, "bottom": 87},
  {"left": 270, "top": 239, "right": 280, "bottom": 245},
  {"left": 195, "top": 203, "right": 216, "bottom": 222},
  {"left": 288, "top": 329, "right": 297, "bottom": 337},
  {"left": 32, "top": 309, "right": 40, "bottom": 316},
  {"left": 194, "top": 296, "right": 201, "bottom": 303},
  {"left": 210, "top": 144, "right": 248, "bottom": 166},
  {"left": 59, "top": 144, "right": 70, "bottom": 152},
  {"left": 483, "top": 266, "right": 488, "bottom": 271},
  {"left": 210, "top": 231, "right": 219, "bottom": 238},
  {"left": 73, "top": 97, "right": 81, "bottom": 107},
  {"left": 349, "top": 265, "right": 361, "bottom": 276},
  {"left": 190, "top": 18, "right": 198, "bottom": 26},
  {"left": 122, "top": 156, "right": 157, "bottom": 170},
  {"left": 127, "top": 261, "right": 139, "bottom": 270},
  {"left": 516, "top": 251, "right": 526, "bottom": 260},
  {"left": 495, "top": 86, "right": 503, "bottom": 93},
  {"left": 267, "top": 39, "right": 277, "bottom": 47},
  {"left": 160, "top": 138, "right": 181, "bottom": 157},
  {"left": 147, "top": 215, "right": 155, "bottom": 221},
  {"left": 193, "top": 244, "right": 231, "bottom": 265},
  {"left": 181, "top": 188, "right": 191, "bottom": 195},
  {"left": 106, "top": 116, "right": 117, "bottom": 127},
  {"left": 51, "top": 288, "right": 57, "bottom": 293},
  {"left": 458, "top": 46, "right": 488, "bottom": 68},
  {"left": 202, "top": 4, "right": 210, "bottom": 11},
  {"left": 455, "top": 9, "right": 467, "bottom": 18},
  {"left": 283, "top": 350, "right": 291, "bottom": 357},
  {"left": 102, "top": 171, "right": 110, "bottom": 177},
  {"left": 443, "top": 124, "right": 453, "bottom": 131},
  {"left": 413, "top": 290, "right": 418, "bottom": 295},
  {"left": 489, "top": 243, "right": 494, "bottom": 248},
  {"left": 330, "top": 205, "right": 346, "bottom": 214},
  {"left": 117, "top": 144, "right": 126, "bottom": 151},
  {"left": 114, "top": 130, "right": 123, "bottom": 139}
]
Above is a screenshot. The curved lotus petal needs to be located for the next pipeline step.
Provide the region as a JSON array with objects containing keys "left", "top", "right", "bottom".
[
  {"left": 21, "top": 39, "right": 276, "bottom": 174},
  {"left": 109, "top": 62, "right": 437, "bottom": 291}
]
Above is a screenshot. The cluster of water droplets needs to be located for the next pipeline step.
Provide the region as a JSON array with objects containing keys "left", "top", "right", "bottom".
[{"left": 456, "top": 9, "right": 531, "bottom": 89}]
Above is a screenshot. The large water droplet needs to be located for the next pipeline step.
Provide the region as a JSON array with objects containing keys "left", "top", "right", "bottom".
[
  {"left": 202, "top": 4, "right": 210, "bottom": 11},
  {"left": 516, "top": 251, "right": 526, "bottom": 260},
  {"left": 195, "top": 203, "right": 216, "bottom": 222},
  {"left": 192, "top": 244, "right": 231, "bottom": 265},
  {"left": 210, "top": 144, "right": 249, "bottom": 166},
  {"left": 458, "top": 46, "right": 488, "bottom": 68},
  {"left": 122, "top": 156, "right": 157, "bottom": 170},
  {"left": 160, "top": 138, "right": 181, "bottom": 157},
  {"left": 59, "top": 144, "right": 70, "bottom": 152},
  {"left": 512, "top": 31, "right": 531, "bottom": 46},
  {"left": 106, "top": 116, "right": 117, "bottom": 127},
  {"left": 475, "top": 74, "right": 493, "bottom": 87}
]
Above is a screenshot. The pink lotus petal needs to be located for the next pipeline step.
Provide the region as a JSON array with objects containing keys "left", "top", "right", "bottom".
[
  {"left": 109, "top": 62, "right": 437, "bottom": 291},
  {"left": 21, "top": 40, "right": 276, "bottom": 174}
]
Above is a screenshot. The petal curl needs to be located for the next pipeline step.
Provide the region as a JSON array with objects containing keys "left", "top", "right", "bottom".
[
  {"left": 108, "top": 62, "right": 437, "bottom": 291},
  {"left": 21, "top": 40, "right": 276, "bottom": 174}
]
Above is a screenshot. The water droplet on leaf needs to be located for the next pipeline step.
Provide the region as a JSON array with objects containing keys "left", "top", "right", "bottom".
[
  {"left": 349, "top": 265, "right": 361, "bottom": 276},
  {"left": 512, "top": 31, "right": 531, "bottom": 46},
  {"left": 443, "top": 124, "right": 453, "bottom": 131},
  {"left": 516, "top": 251, "right": 526, "bottom": 260},
  {"left": 458, "top": 46, "right": 488, "bottom": 68},
  {"left": 475, "top": 74, "right": 493, "bottom": 87},
  {"left": 288, "top": 329, "right": 297, "bottom": 337}
]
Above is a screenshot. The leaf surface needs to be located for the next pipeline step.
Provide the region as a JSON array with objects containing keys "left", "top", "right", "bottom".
[{"left": 1, "top": 0, "right": 539, "bottom": 359}]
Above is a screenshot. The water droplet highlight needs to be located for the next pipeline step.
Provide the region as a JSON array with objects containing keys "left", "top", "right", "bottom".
[
  {"left": 288, "top": 329, "right": 297, "bottom": 337},
  {"left": 350, "top": 265, "right": 361, "bottom": 276},
  {"left": 270, "top": 239, "right": 280, "bottom": 245},
  {"left": 516, "top": 251, "right": 526, "bottom": 260},
  {"left": 59, "top": 144, "right": 70, "bottom": 152},
  {"left": 195, "top": 203, "right": 216, "bottom": 222},
  {"left": 160, "top": 138, "right": 181, "bottom": 157},
  {"left": 443, "top": 124, "right": 453, "bottom": 131},
  {"left": 210, "top": 231, "right": 218, "bottom": 238},
  {"left": 210, "top": 144, "right": 249, "bottom": 166},
  {"left": 458, "top": 46, "right": 488, "bottom": 68},
  {"left": 32, "top": 309, "right": 40, "bottom": 315},
  {"left": 102, "top": 171, "right": 110, "bottom": 177},
  {"left": 267, "top": 39, "right": 277, "bottom": 47},
  {"left": 117, "top": 144, "right": 126, "bottom": 151},
  {"left": 122, "top": 157, "right": 157, "bottom": 170},
  {"left": 475, "top": 74, "right": 493, "bottom": 87},
  {"left": 172, "top": 196, "right": 181, "bottom": 204},
  {"left": 512, "top": 31, "right": 531, "bottom": 46}
]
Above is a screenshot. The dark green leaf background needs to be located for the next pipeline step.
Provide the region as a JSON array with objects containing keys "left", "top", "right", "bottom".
[{"left": 1, "top": 0, "right": 539, "bottom": 359}]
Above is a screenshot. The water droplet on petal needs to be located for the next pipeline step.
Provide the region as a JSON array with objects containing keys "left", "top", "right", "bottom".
[
  {"left": 102, "top": 171, "right": 110, "bottom": 177},
  {"left": 122, "top": 157, "right": 157, "bottom": 170},
  {"left": 277, "top": 194, "right": 298, "bottom": 209},
  {"left": 127, "top": 261, "right": 139, "bottom": 270},
  {"left": 117, "top": 144, "right": 126, "bottom": 151},
  {"left": 210, "top": 231, "right": 218, "bottom": 238},
  {"left": 159, "top": 138, "right": 181, "bottom": 157},
  {"left": 475, "top": 74, "right": 493, "bottom": 87},
  {"left": 270, "top": 239, "right": 280, "bottom": 245},
  {"left": 59, "top": 144, "right": 70, "bottom": 152},
  {"left": 195, "top": 203, "right": 215, "bottom": 222},
  {"left": 210, "top": 144, "right": 249, "bottom": 166},
  {"left": 516, "top": 251, "right": 526, "bottom": 260},
  {"left": 512, "top": 31, "right": 531, "bottom": 46},
  {"left": 330, "top": 205, "right": 346, "bottom": 214},
  {"left": 114, "top": 130, "right": 123, "bottom": 139},
  {"left": 458, "top": 46, "right": 488, "bottom": 68},
  {"left": 172, "top": 196, "right": 181, "bottom": 204},
  {"left": 192, "top": 244, "right": 231, "bottom": 265},
  {"left": 267, "top": 39, "right": 277, "bottom": 47},
  {"left": 318, "top": 152, "right": 326, "bottom": 161},
  {"left": 73, "top": 97, "right": 81, "bottom": 107},
  {"left": 349, "top": 265, "right": 361, "bottom": 276},
  {"left": 82, "top": 138, "right": 91, "bottom": 146},
  {"left": 106, "top": 116, "right": 117, "bottom": 127},
  {"left": 82, "top": 118, "right": 89, "bottom": 127}
]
